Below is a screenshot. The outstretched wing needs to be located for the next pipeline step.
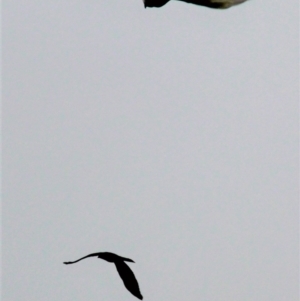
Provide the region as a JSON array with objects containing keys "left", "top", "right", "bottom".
[
  {"left": 114, "top": 261, "right": 143, "bottom": 300},
  {"left": 63, "top": 252, "right": 100, "bottom": 265},
  {"left": 176, "top": 0, "right": 247, "bottom": 9},
  {"left": 143, "top": 0, "right": 170, "bottom": 7}
]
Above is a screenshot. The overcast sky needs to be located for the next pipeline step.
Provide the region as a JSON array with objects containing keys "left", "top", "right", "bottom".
[{"left": 3, "top": 0, "right": 299, "bottom": 300}]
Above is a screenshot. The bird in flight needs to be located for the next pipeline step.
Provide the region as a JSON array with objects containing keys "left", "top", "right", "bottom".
[
  {"left": 144, "top": 0, "right": 248, "bottom": 9},
  {"left": 64, "top": 252, "right": 143, "bottom": 300}
]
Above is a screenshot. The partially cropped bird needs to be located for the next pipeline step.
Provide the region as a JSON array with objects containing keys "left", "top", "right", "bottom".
[
  {"left": 144, "top": 0, "right": 248, "bottom": 9},
  {"left": 64, "top": 252, "right": 143, "bottom": 300}
]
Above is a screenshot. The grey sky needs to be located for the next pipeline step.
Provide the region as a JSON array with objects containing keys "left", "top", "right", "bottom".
[{"left": 3, "top": 0, "right": 299, "bottom": 300}]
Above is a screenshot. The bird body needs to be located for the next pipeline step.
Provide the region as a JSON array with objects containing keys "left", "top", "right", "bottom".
[
  {"left": 144, "top": 0, "right": 248, "bottom": 8},
  {"left": 64, "top": 252, "right": 143, "bottom": 300}
]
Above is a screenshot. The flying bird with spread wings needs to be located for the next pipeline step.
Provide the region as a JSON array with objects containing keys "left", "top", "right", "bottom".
[
  {"left": 64, "top": 252, "right": 143, "bottom": 300},
  {"left": 144, "top": 0, "right": 248, "bottom": 9}
]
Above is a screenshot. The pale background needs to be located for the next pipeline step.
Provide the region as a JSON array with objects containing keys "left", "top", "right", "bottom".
[{"left": 3, "top": 0, "right": 299, "bottom": 300}]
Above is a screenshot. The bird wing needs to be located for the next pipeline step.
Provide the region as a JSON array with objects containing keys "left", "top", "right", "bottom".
[
  {"left": 144, "top": 0, "right": 170, "bottom": 7},
  {"left": 176, "top": 0, "right": 247, "bottom": 8},
  {"left": 63, "top": 252, "right": 100, "bottom": 264},
  {"left": 114, "top": 261, "right": 143, "bottom": 300}
]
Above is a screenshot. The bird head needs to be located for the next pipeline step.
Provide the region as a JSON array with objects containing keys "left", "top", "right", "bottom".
[{"left": 97, "top": 252, "right": 135, "bottom": 263}]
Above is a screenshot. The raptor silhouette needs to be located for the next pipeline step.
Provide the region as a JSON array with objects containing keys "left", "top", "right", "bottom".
[
  {"left": 143, "top": 0, "right": 248, "bottom": 9},
  {"left": 64, "top": 252, "right": 143, "bottom": 300}
]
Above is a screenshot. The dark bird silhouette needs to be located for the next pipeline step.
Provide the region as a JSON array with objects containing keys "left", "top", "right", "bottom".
[
  {"left": 64, "top": 252, "right": 143, "bottom": 300},
  {"left": 143, "top": 0, "right": 248, "bottom": 9}
]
